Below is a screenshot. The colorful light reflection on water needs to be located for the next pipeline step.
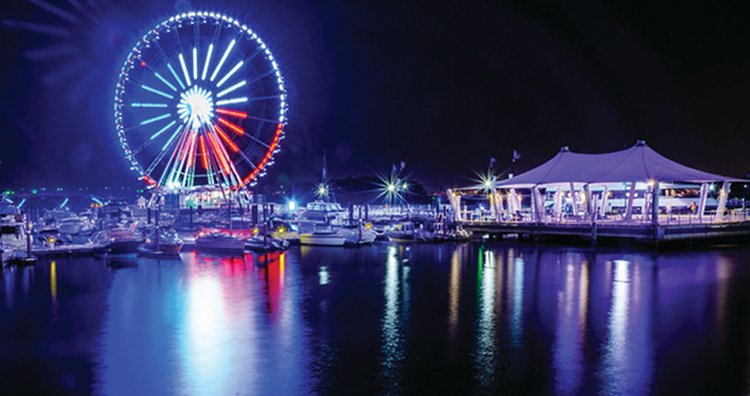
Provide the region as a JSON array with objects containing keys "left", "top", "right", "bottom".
[{"left": 2, "top": 243, "right": 750, "bottom": 394}]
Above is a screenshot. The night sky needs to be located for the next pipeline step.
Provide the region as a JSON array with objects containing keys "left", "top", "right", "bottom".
[{"left": 1, "top": 0, "right": 749, "bottom": 191}]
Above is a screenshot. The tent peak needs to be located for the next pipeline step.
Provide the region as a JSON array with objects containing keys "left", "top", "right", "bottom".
[
  {"left": 635, "top": 140, "right": 647, "bottom": 147},
  {"left": 560, "top": 146, "right": 570, "bottom": 152}
]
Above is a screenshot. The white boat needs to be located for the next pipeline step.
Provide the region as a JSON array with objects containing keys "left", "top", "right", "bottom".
[
  {"left": 294, "top": 201, "right": 347, "bottom": 233},
  {"left": 138, "top": 227, "right": 184, "bottom": 256},
  {"left": 58, "top": 216, "right": 94, "bottom": 237},
  {"left": 300, "top": 227, "right": 347, "bottom": 246},
  {"left": 195, "top": 232, "right": 245, "bottom": 253},
  {"left": 386, "top": 221, "right": 431, "bottom": 243},
  {"left": 91, "top": 227, "right": 143, "bottom": 255},
  {"left": 1, "top": 199, "right": 31, "bottom": 263}
]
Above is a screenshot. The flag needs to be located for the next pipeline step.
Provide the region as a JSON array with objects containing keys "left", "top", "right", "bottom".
[
  {"left": 489, "top": 157, "right": 496, "bottom": 169},
  {"left": 512, "top": 149, "right": 522, "bottom": 161},
  {"left": 391, "top": 163, "right": 398, "bottom": 175},
  {"left": 400, "top": 160, "right": 406, "bottom": 170}
]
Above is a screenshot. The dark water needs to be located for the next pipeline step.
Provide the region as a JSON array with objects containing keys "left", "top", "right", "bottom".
[{"left": 2, "top": 242, "right": 750, "bottom": 395}]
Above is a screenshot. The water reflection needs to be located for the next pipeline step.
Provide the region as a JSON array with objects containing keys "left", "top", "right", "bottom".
[
  {"left": 3, "top": 244, "right": 750, "bottom": 394},
  {"left": 475, "top": 247, "right": 499, "bottom": 390},
  {"left": 318, "top": 266, "right": 330, "bottom": 285},
  {"left": 96, "top": 251, "right": 310, "bottom": 395},
  {"left": 380, "top": 245, "right": 408, "bottom": 393},
  {"left": 601, "top": 258, "right": 653, "bottom": 395},
  {"left": 552, "top": 257, "right": 589, "bottom": 395},
  {"left": 510, "top": 253, "right": 524, "bottom": 348},
  {"left": 448, "top": 246, "right": 464, "bottom": 338},
  {"left": 50, "top": 260, "right": 58, "bottom": 305}
]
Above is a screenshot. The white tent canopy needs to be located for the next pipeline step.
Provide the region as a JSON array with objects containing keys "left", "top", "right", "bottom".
[{"left": 495, "top": 141, "right": 745, "bottom": 188}]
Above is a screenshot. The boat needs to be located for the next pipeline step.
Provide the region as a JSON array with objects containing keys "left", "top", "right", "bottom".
[
  {"left": 386, "top": 221, "right": 432, "bottom": 243},
  {"left": 371, "top": 220, "right": 396, "bottom": 241},
  {"left": 34, "top": 226, "right": 65, "bottom": 247},
  {"left": 95, "top": 201, "right": 135, "bottom": 229},
  {"left": 194, "top": 232, "right": 245, "bottom": 253},
  {"left": 91, "top": 227, "right": 143, "bottom": 255},
  {"left": 300, "top": 226, "right": 347, "bottom": 246},
  {"left": 341, "top": 222, "right": 378, "bottom": 246},
  {"left": 58, "top": 216, "right": 95, "bottom": 243},
  {"left": 138, "top": 227, "right": 183, "bottom": 256},
  {"left": 1, "top": 199, "right": 31, "bottom": 264},
  {"left": 294, "top": 200, "right": 347, "bottom": 233},
  {"left": 245, "top": 235, "right": 290, "bottom": 253},
  {"left": 428, "top": 225, "right": 470, "bottom": 242},
  {"left": 270, "top": 219, "right": 300, "bottom": 244}
]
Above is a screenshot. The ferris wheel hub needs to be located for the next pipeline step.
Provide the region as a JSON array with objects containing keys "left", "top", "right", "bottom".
[{"left": 177, "top": 86, "right": 214, "bottom": 129}]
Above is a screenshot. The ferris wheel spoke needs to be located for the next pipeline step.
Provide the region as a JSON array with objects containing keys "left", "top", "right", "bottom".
[
  {"left": 131, "top": 102, "right": 168, "bottom": 108},
  {"left": 215, "top": 97, "right": 248, "bottom": 106},
  {"left": 165, "top": 129, "right": 194, "bottom": 188},
  {"left": 217, "top": 117, "right": 245, "bottom": 135},
  {"left": 213, "top": 125, "right": 239, "bottom": 152},
  {"left": 131, "top": 120, "right": 177, "bottom": 155},
  {"left": 148, "top": 144, "right": 174, "bottom": 184},
  {"left": 248, "top": 94, "right": 282, "bottom": 102},
  {"left": 201, "top": 43, "right": 214, "bottom": 80},
  {"left": 246, "top": 115, "right": 279, "bottom": 125},
  {"left": 236, "top": 148, "right": 258, "bottom": 170},
  {"left": 192, "top": 46, "right": 198, "bottom": 81},
  {"left": 141, "top": 84, "right": 174, "bottom": 99},
  {"left": 210, "top": 39, "right": 236, "bottom": 82},
  {"left": 206, "top": 130, "right": 238, "bottom": 184},
  {"left": 199, "top": 134, "right": 210, "bottom": 170},
  {"left": 152, "top": 71, "right": 177, "bottom": 92},
  {"left": 216, "top": 108, "right": 247, "bottom": 118},
  {"left": 243, "top": 132, "right": 271, "bottom": 149},
  {"left": 145, "top": 123, "right": 184, "bottom": 175},
  {"left": 216, "top": 60, "right": 243, "bottom": 88},
  {"left": 165, "top": 63, "right": 186, "bottom": 90},
  {"left": 178, "top": 53, "right": 192, "bottom": 87},
  {"left": 212, "top": 128, "right": 243, "bottom": 184},
  {"left": 216, "top": 80, "right": 246, "bottom": 98},
  {"left": 149, "top": 120, "right": 178, "bottom": 140},
  {"left": 140, "top": 113, "right": 171, "bottom": 126},
  {"left": 161, "top": 123, "right": 184, "bottom": 151},
  {"left": 246, "top": 68, "right": 276, "bottom": 86}
]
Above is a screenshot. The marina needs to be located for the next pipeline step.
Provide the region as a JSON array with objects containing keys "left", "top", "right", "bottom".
[{"left": 2, "top": 1, "right": 750, "bottom": 394}]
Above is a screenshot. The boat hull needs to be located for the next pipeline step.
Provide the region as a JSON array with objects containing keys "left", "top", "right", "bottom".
[
  {"left": 194, "top": 243, "right": 245, "bottom": 253},
  {"left": 138, "top": 243, "right": 183, "bottom": 256},
  {"left": 387, "top": 233, "right": 417, "bottom": 243},
  {"left": 300, "top": 233, "right": 346, "bottom": 246},
  {"left": 106, "top": 240, "right": 143, "bottom": 255}
]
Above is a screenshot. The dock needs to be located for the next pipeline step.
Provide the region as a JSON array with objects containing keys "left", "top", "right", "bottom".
[
  {"left": 462, "top": 219, "right": 750, "bottom": 245},
  {"left": 31, "top": 244, "right": 98, "bottom": 258}
]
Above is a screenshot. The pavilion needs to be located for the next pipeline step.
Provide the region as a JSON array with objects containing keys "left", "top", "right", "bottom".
[{"left": 449, "top": 141, "right": 749, "bottom": 243}]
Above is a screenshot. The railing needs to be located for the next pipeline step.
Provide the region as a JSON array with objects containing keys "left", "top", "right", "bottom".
[{"left": 459, "top": 208, "right": 750, "bottom": 227}]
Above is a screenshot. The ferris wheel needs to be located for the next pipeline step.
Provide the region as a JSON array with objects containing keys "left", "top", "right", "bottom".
[{"left": 114, "top": 11, "right": 287, "bottom": 191}]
